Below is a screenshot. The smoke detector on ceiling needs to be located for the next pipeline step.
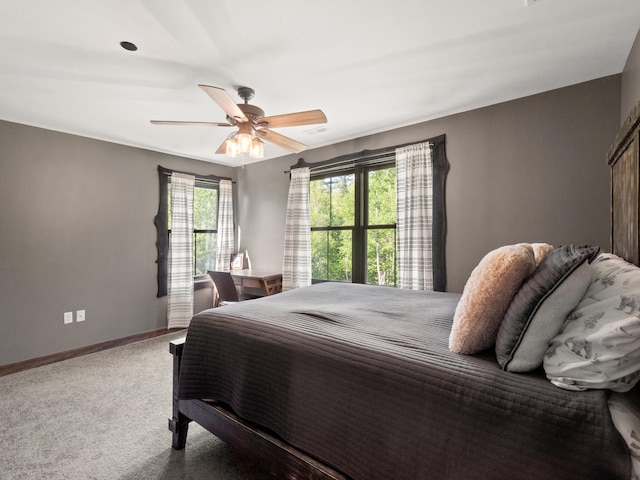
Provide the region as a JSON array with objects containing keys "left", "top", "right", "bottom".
[{"left": 525, "top": 0, "right": 541, "bottom": 5}]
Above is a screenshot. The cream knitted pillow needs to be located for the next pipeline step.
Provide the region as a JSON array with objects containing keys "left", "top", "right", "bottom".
[{"left": 449, "top": 244, "right": 536, "bottom": 354}]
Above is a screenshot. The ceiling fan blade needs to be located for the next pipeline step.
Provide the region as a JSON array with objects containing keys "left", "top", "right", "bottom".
[
  {"left": 150, "top": 120, "right": 232, "bottom": 127},
  {"left": 259, "top": 109, "right": 327, "bottom": 129},
  {"left": 198, "top": 84, "right": 248, "bottom": 123},
  {"left": 256, "top": 128, "right": 308, "bottom": 153}
]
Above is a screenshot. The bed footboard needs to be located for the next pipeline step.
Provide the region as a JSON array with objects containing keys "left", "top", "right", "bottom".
[{"left": 168, "top": 337, "right": 347, "bottom": 479}]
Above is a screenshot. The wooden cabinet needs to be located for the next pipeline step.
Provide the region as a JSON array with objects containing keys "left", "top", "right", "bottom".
[{"left": 608, "top": 101, "right": 640, "bottom": 264}]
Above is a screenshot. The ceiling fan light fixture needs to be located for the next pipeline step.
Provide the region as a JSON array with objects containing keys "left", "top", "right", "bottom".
[
  {"left": 235, "top": 122, "right": 254, "bottom": 153},
  {"left": 225, "top": 137, "right": 241, "bottom": 157},
  {"left": 250, "top": 138, "right": 264, "bottom": 159},
  {"left": 237, "top": 132, "right": 253, "bottom": 153}
]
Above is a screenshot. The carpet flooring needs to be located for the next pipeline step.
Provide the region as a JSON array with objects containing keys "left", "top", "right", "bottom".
[{"left": 0, "top": 332, "right": 270, "bottom": 480}]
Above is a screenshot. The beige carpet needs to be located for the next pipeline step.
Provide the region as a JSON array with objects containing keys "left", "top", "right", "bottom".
[{"left": 0, "top": 332, "right": 269, "bottom": 480}]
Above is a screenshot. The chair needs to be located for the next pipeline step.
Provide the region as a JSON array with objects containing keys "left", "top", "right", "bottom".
[{"left": 208, "top": 271, "right": 258, "bottom": 306}]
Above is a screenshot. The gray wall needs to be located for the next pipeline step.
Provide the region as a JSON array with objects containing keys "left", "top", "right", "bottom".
[
  {"left": 0, "top": 121, "right": 234, "bottom": 365},
  {"left": 622, "top": 28, "right": 640, "bottom": 123},
  {"left": 237, "top": 76, "right": 621, "bottom": 294}
]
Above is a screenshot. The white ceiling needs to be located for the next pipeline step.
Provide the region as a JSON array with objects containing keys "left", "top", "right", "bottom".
[{"left": 0, "top": 0, "right": 638, "bottom": 166}]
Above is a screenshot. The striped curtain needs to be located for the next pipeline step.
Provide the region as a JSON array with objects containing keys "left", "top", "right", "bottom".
[
  {"left": 167, "top": 172, "right": 195, "bottom": 328},
  {"left": 215, "top": 179, "right": 234, "bottom": 271},
  {"left": 396, "top": 142, "right": 434, "bottom": 290},
  {"left": 282, "top": 167, "right": 311, "bottom": 291}
]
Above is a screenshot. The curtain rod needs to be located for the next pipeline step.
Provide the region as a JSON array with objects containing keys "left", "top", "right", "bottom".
[
  {"left": 158, "top": 165, "right": 233, "bottom": 183},
  {"left": 283, "top": 134, "right": 445, "bottom": 174}
]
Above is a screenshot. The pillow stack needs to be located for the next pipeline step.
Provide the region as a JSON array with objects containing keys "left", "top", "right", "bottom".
[{"left": 450, "top": 244, "right": 640, "bottom": 392}]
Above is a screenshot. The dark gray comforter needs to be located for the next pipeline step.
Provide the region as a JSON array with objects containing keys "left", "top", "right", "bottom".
[{"left": 178, "top": 282, "right": 630, "bottom": 480}]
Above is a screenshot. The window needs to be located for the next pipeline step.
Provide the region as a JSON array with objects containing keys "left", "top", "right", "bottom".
[
  {"left": 296, "top": 136, "right": 449, "bottom": 291},
  {"left": 310, "top": 162, "right": 397, "bottom": 285},
  {"left": 156, "top": 166, "right": 228, "bottom": 297},
  {"left": 191, "top": 185, "right": 219, "bottom": 275},
  {"left": 168, "top": 183, "right": 219, "bottom": 275}
]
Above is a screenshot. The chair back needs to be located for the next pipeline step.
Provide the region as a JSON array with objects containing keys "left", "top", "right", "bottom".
[{"left": 208, "top": 271, "right": 240, "bottom": 303}]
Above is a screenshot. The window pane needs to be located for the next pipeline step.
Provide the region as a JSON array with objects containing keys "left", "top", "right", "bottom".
[
  {"left": 195, "top": 232, "right": 217, "bottom": 275},
  {"left": 311, "top": 230, "right": 329, "bottom": 279},
  {"left": 368, "top": 167, "right": 396, "bottom": 225},
  {"left": 310, "top": 175, "right": 355, "bottom": 228},
  {"left": 330, "top": 175, "right": 354, "bottom": 227},
  {"left": 194, "top": 186, "right": 218, "bottom": 230},
  {"left": 311, "top": 230, "right": 353, "bottom": 282},
  {"left": 310, "top": 179, "right": 330, "bottom": 227},
  {"left": 310, "top": 164, "right": 394, "bottom": 285},
  {"left": 328, "top": 230, "right": 352, "bottom": 282},
  {"left": 366, "top": 228, "right": 396, "bottom": 286}
]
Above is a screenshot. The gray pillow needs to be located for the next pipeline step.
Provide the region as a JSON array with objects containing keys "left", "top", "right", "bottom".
[{"left": 495, "top": 245, "right": 599, "bottom": 372}]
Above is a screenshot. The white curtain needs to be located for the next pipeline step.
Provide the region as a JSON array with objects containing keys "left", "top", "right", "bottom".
[
  {"left": 396, "top": 142, "right": 434, "bottom": 290},
  {"left": 282, "top": 167, "right": 311, "bottom": 291},
  {"left": 167, "top": 172, "right": 195, "bottom": 328},
  {"left": 215, "top": 179, "right": 234, "bottom": 271}
]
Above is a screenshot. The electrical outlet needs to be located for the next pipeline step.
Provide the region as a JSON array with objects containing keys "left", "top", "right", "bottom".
[
  {"left": 77, "top": 310, "right": 85, "bottom": 322},
  {"left": 64, "top": 311, "right": 73, "bottom": 324}
]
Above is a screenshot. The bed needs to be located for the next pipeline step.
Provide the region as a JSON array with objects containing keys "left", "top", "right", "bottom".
[{"left": 169, "top": 103, "right": 640, "bottom": 479}]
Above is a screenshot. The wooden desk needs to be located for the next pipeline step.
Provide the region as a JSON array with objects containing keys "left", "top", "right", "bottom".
[{"left": 230, "top": 270, "right": 283, "bottom": 296}]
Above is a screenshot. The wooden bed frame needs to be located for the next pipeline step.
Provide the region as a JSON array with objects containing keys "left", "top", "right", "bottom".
[
  {"left": 608, "top": 99, "right": 640, "bottom": 265},
  {"left": 169, "top": 101, "right": 640, "bottom": 479}
]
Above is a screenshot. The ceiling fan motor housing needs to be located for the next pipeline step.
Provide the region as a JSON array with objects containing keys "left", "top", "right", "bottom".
[{"left": 228, "top": 103, "right": 265, "bottom": 124}]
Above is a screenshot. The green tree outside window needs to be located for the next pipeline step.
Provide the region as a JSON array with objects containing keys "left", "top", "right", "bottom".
[{"left": 310, "top": 165, "right": 396, "bottom": 286}]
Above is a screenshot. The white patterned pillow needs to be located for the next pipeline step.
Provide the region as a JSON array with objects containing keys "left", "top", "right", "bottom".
[{"left": 543, "top": 253, "right": 640, "bottom": 392}]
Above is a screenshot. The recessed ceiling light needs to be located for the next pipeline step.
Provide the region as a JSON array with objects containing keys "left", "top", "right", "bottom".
[{"left": 120, "top": 41, "right": 138, "bottom": 51}]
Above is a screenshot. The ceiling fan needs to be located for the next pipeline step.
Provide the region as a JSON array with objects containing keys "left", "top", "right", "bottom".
[{"left": 151, "top": 85, "right": 327, "bottom": 159}]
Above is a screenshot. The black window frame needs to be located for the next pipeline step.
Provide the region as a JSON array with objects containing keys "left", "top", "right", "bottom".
[
  {"left": 310, "top": 161, "right": 397, "bottom": 285},
  {"left": 155, "top": 165, "right": 231, "bottom": 297}
]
